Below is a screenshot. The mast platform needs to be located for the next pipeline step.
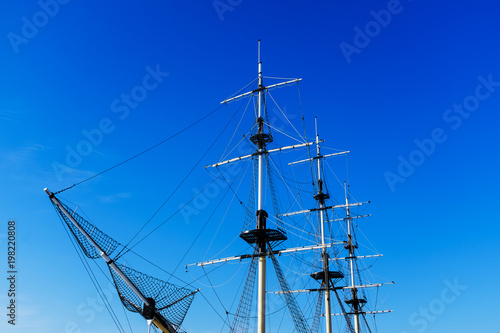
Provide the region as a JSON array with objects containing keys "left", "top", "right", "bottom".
[
  {"left": 345, "top": 298, "right": 367, "bottom": 306},
  {"left": 310, "top": 271, "right": 344, "bottom": 283},
  {"left": 313, "top": 193, "right": 330, "bottom": 201},
  {"left": 240, "top": 229, "right": 287, "bottom": 244}
]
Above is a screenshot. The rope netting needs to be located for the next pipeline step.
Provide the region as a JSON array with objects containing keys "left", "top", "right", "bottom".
[
  {"left": 230, "top": 251, "right": 258, "bottom": 333},
  {"left": 269, "top": 250, "right": 310, "bottom": 333},
  {"left": 52, "top": 201, "right": 119, "bottom": 259},
  {"left": 109, "top": 264, "right": 196, "bottom": 330}
]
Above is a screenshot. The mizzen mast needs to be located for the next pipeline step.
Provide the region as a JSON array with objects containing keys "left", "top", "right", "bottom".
[{"left": 343, "top": 183, "right": 365, "bottom": 333}]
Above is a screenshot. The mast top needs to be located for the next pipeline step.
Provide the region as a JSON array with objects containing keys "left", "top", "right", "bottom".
[
  {"left": 258, "top": 39, "right": 263, "bottom": 88},
  {"left": 258, "top": 39, "right": 261, "bottom": 63}
]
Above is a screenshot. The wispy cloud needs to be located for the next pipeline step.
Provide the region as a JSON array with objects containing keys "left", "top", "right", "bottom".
[
  {"left": 2, "top": 143, "right": 50, "bottom": 165},
  {"left": 0, "top": 110, "right": 19, "bottom": 122},
  {"left": 97, "top": 192, "right": 132, "bottom": 203}
]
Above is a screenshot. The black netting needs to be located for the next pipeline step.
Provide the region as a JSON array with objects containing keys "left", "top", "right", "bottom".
[
  {"left": 311, "top": 291, "right": 324, "bottom": 333},
  {"left": 269, "top": 251, "right": 309, "bottom": 333},
  {"left": 109, "top": 264, "right": 195, "bottom": 330},
  {"left": 230, "top": 251, "right": 258, "bottom": 333},
  {"left": 53, "top": 201, "right": 119, "bottom": 259}
]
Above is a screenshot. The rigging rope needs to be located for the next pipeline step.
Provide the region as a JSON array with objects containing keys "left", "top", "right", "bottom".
[
  {"left": 362, "top": 313, "right": 373, "bottom": 333},
  {"left": 296, "top": 82, "right": 317, "bottom": 198},
  {"left": 202, "top": 164, "right": 251, "bottom": 260},
  {"left": 267, "top": 91, "right": 306, "bottom": 142},
  {"left": 333, "top": 289, "right": 355, "bottom": 333},
  {"left": 53, "top": 207, "right": 127, "bottom": 333},
  {"left": 230, "top": 252, "right": 258, "bottom": 333},
  {"left": 269, "top": 249, "right": 310, "bottom": 333},
  {"left": 220, "top": 95, "right": 254, "bottom": 161},
  {"left": 198, "top": 290, "right": 232, "bottom": 330},
  {"left": 115, "top": 104, "right": 237, "bottom": 259},
  {"left": 243, "top": 158, "right": 257, "bottom": 232},
  {"left": 84, "top": 245, "right": 135, "bottom": 333},
  {"left": 310, "top": 291, "right": 324, "bottom": 333},
  {"left": 201, "top": 266, "right": 231, "bottom": 322},
  {"left": 213, "top": 165, "right": 252, "bottom": 217},
  {"left": 54, "top": 104, "right": 223, "bottom": 195},
  {"left": 119, "top": 175, "right": 232, "bottom": 275}
]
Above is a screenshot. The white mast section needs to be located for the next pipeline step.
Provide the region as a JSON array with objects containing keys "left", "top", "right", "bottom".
[
  {"left": 221, "top": 78, "right": 302, "bottom": 104},
  {"left": 330, "top": 310, "right": 393, "bottom": 316},
  {"left": 187, "top": 242, "right": 343, "bottom": 268},
  {"left": 327, "top": 214, "right": 371, "bottom": 222},
  {"left": 271, "top": 282, "right": 394, "bottom": 295},
  {"left": 345, "top": 184, "right": 360, "bottom": 333},
  {"left": 205, "top": 141, "right": 317, "bottom": 168},
  {"left": 280, "top": 201, "right": 369, "bottom": 217},
  {"left": 288, "top": 151, "right": 349, "bottom": 166},
  {"left": 314, "top": 117, "right": 333, "bottom": 333},
  {"left": 203, "top": 40, "right": 305, "bottom": 333},
  {"left": 316, "top": 119, "right": 325, "bottom": 248},
  {"left": 256, "top": 39, "right": 266, "bottom": 333},
  {"left": 329, "top": 254, "right": 382, "bottom": 261}
]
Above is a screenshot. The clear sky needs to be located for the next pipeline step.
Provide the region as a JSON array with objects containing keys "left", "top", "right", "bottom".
[{"left": 1, "top": 0, "right": 500, "bottom": 332}]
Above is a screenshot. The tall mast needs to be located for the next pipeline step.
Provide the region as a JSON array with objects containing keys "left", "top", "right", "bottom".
[
  {"left": 344, "top": 183, "right": 364, "bottom": 333},
  {"left": 256, "top": 38, "right": 266, "bottom": 333},
  {"left": 314, "top": 118, "right": 333, "bottom": 333},
  {"left": 194, "top": 41, "right": 307, "bottom": 333}
]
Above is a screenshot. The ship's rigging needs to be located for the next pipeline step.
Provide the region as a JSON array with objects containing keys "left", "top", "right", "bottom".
[{"left": 45, "top": 40, "right": 392, "bottom": 333}]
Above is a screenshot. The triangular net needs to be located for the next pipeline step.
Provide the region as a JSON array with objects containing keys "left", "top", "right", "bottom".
[
  {"left": 109, "top": 264, "right": 196, "bottom": 330},
  {"left": 52, "top": 201, "right": 119, "bottom": 259}
]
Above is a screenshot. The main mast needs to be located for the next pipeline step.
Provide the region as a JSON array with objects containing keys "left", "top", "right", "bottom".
[
  {"left": 190, "top": 41, "right": 315, "bottom": 333},
  {"left": 256, "top": 39, "right": 267, "bottom": 333}
]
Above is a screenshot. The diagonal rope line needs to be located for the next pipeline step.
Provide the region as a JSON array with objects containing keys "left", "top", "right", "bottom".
[
  {"left": 118, "top": 174, "right": 228, "bottom": 260},
  {"left": 362, "top": 313, "right": 373, "bottom": 333},
  {"left": 115, "top": 105, "right": 237, "bottom": 259},
  {"left": 311, "top": 291, "right": 324, "bottom": 333},
  {"left": 224, "top": 77, "right": 258, "bottom": 101},
  {"left": 269, "top": 249, "right": 310, "bottom": 333},
  {"left": 52, "top": 206, "right": 126, "bottom": 333},
  {"left": 230, "top": 252, "right": 258, "bottom": 333},
  {"left": 333, "top": 289, "right": 355, "bottom": 333},
  {"left": 267, "top": 91, "right": 306, "bottom": 142},
  {"left": 54, "top": 104, "right": 223, "bottom": 194},
  {"left": 221, "top": 95, "right": 254, "bottom": 161},
  {"left": 265, "top": 121, "right": 304, "bottom": 144}
]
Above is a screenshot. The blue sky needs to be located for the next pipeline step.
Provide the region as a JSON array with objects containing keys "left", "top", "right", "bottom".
[{"left": 1, "top": 0, "right": 500, "bottom": 332}]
